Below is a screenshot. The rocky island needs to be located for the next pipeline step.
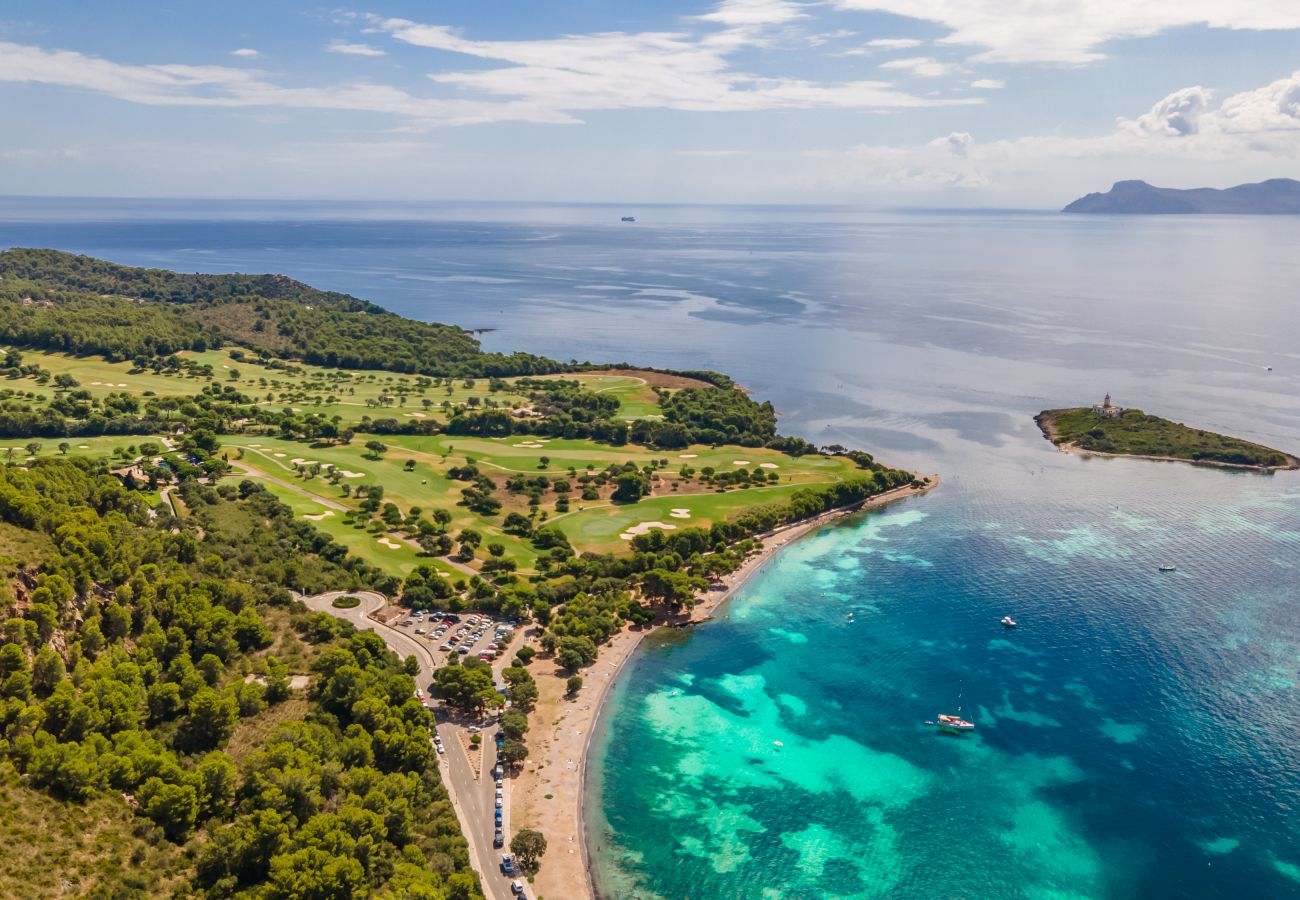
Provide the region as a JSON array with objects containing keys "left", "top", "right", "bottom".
[
  {"left": 1037, "top": 395, "right": 1298, "bottom": 470},
  {"left": 1063, "top": 178, "right": 1300, "bottom": 214}
]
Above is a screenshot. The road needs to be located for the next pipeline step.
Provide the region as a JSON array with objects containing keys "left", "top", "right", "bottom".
[{"left": 300, "top": 591, "right": 523, "bottom": 900}]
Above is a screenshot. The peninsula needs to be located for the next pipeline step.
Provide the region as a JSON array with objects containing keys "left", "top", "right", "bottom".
[
  {"left": 0, "top": 249, "right": 929, "bottom": 899},
  {"left": 1037, "top": 396, "right": 1298, "bottom": 470},
  {"left": 1063, "top": 178, "right": 1300, "bottom": 214}
]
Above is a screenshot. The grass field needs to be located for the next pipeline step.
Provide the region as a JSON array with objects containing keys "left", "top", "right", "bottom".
[
  {"left": 4, "top": 346, "right": 531, "bottom": 427},
  {"left": 224, "top": 433, "right": 862, "bottom": 565},
  {"left": 3, "top": 346, "right": 868, "bottom": 577}
]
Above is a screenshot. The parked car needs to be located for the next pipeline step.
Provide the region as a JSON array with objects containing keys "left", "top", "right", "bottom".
[
  {"left": 440, "top": 644, "right": 452, "bottom": 652},
  {"left": 511, "top": 880, "right": 525, "bottom": 895},
  {"left": 493, "top": 830, "right": 504, "bottom": 848},
  {"left": 500, "top": 855, "right": 516, "bottom": 876},
  {"left": 495, "top": 797, "right": 502, "bottom": 809},
  {"left": 496, "top": 779, "right": 503, "bottom": 789},
  {"left": 493, "top": 764, "right": 503, "bottom": 779},
  {"left": 467, "top": 726, "right": 481, "bottom": 734}
]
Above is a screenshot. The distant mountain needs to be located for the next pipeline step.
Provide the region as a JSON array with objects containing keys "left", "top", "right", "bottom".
[{"left": 1063, "top": 178, "right": 1300, "bottom": 214}]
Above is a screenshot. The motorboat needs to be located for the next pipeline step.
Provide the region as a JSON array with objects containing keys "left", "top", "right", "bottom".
[
  {"left": 1000, "top": 615, "right": 1017, "bottom": 628},
  {"left": 1158, "top": 564, "right": 1176, "bottom": 572}
]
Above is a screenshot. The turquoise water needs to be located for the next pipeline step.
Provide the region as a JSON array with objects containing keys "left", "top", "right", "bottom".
[
  {"left": 589, "top": 465, "right": 1300, "bottom": 898},
  {"left": 4, "top": 201, "right": 1299, "bottom": 897}
]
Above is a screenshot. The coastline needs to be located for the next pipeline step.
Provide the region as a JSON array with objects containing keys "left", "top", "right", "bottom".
[
  {"left": 511, "top": 473, "right": 940, "bottom": 900},
  {"left": 1035, "top": 409, "right": 1300, "bottom": 472}
]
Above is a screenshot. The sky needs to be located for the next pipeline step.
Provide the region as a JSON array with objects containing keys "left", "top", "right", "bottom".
[{"left": 2, "top": 0, "right": 1299, "bottom": 207}]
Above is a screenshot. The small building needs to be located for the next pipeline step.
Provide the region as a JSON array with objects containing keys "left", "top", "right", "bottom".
[{"left": 1092, "top": 392, "right": 1123, "bottom": 419}]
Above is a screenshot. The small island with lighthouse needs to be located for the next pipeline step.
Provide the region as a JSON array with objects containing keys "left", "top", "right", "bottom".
[{"left": 1037, "top": 394, "right": 1299, "bottom": 471}]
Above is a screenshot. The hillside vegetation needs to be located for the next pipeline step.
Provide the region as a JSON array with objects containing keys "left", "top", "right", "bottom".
[
  {"left": 1037, "top": 407, "right": 1297, "bottom": 469},
  {"left": 0, "top": 461, "right": 481, "bottom": 898},
  {"left": 0, "top": 248, "right": 558, "bottom": 376}
]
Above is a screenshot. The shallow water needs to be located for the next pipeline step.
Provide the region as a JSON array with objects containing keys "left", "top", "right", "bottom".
[{"left": 3, "top": 200, "right": 1298, "bottom": 897}]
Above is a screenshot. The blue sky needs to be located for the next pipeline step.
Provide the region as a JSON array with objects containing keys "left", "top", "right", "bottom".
[{"left": 2, "top": 1, "right": 1299, "bottom": 206}]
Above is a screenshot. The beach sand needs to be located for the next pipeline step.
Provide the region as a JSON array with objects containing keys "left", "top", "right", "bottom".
[{"left": 513, "top": 473, "right": 940, "bottom": 900}]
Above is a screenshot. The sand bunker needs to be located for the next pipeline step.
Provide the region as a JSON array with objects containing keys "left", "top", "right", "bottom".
[
  {"left": 116, "top": 383, "right": 127, "bottom": 387},
  {"left": 759, "top": 462, "right": 779, "bottom": 469},
  {"left": 290, "top": 458, "right": 318, "bottom": 466},
  {"left": 732, "top": 460, "right": 751, "bottom": 465},
  {"left": 273, "top": 452, "right": 286, "bottom": 458},
  {"left": 514, "top": 442, "right": 545, "bottom": 449},
  {"left": 304, "top": 510, "right": 335, "bottom": 521},
  {"left": 669, "top": 509, "right": 691, "bottom": 519},
  {"left": 78, "top": 445, "right": 90, "bottom": 449},
  {"left": 678, "top": 453, "right": 698, "bottom": 459},
  {"left": 338, "top": 470, "right": 365, "bottom": 478},
  {"left": 404, "top": 412, "right": 427, "bottom": 418},
  {"left": 90, "top": 381, "right": 102, "bottom": 386},
  {"left": 618, "top": 521, "right": 679, "bottom": 540},
  {"left": 376, "top": 536, "right": 402, "bottom": 549}
]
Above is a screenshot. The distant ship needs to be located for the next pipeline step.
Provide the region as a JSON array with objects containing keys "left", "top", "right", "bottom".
[
  {"left": 1158, "top": 564, "right": 1177, "bottom": 572},
  {"left": 620, "top": 215, "right": 636, "bottom": 222}
]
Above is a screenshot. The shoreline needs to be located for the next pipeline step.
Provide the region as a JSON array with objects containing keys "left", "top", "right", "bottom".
[
  {"left": 1035, "top": 409, "right": 1300, "bottom": 472},
  {"left": 509, "top": 473, "right": 941, "bottom": 900}
]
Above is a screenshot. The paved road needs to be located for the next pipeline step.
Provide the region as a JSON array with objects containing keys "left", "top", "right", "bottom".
[{"left": 300, "top": 591, "right": 522, "bottom": 900}]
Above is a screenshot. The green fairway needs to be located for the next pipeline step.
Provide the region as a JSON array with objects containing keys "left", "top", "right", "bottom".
[
  {"left": 224, "top": 432, "right": 862, "bottom": 564},
  {"left": 2, "top": 434, "right": 166, "bottom": 464}
]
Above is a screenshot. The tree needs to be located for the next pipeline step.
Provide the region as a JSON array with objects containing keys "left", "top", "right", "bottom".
[
  {"left": 364, "top": 440, "right": 388, "bottom": 459},
  {"left": 499, "top": 738, "right": 528, "bottom": 771},
  {"left": 565, "top": 675, "right": 583, "bottom": 698},
  {"left": 179, "top": 688, "right": 239, "bottom": 751},
  {"left": 138, "top": 776, "right": 200, "bottom": 841},
  {"left": 500, "top": 708, "right": 529, "bottom": 740},
  {"left": 31, "top": 645, "right": 66, "bottom": 695},
  {"left": 611, "top": 471, "right": 648, "bottom": 502},
  {"left": 58, "top": 442, "right": 70, "bottom": 455},
  {"left": 555, "top": 635, "right": 598, "bottom": 671},
  {"left": 511, "top": 829, "right": 548, "bottom": 872},
  {"left": 508, "top": 679, "right": 537, "bottom": 713}
]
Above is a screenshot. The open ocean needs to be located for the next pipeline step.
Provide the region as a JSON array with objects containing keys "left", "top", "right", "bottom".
[{"left": 3, "top": 198, "right": 1298, "bottom": 898}]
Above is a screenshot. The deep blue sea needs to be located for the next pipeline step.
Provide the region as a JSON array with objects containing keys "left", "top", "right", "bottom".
[{"left": 3, "top": 198, "right": 1298, "bottom": 898}]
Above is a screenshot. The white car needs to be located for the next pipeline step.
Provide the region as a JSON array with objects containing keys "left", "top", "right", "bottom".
[
  {"left": 495, "top": 788, "right": 503, "bottom": 799},
  {"left": 495, "top": 797, "right": 502, "bottom": 809},
  {"left": 511, "top": 880, "right": 525, "bottom": 896}
]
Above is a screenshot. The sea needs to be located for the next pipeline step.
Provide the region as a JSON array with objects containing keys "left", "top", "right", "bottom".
[{"left": 3, "top": 198, "right": 1298, "bottom": 898}]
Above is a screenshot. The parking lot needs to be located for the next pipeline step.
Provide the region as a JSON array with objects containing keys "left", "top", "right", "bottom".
[{"left": 396, "top": 610, "right": 518, "bottom": 667}]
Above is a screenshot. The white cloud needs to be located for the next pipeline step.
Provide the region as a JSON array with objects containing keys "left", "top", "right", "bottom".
[
  {"left": 970, "top": 78, "right": 1004, "bottom": 89},
  {"left": 678, "top": 148, "right": 749, "bottom": 156},
  {"left": 378, "top": 14, "right": 977, "bottom": 117},
  {"left": 327, "top": 41, "right": 386, "bottom": 57},
  {"left": 693, "top": 0, "right": 808, "bottom": 26},
  {"left": 830, "top": 1, "right": 1300, "bottom": 64},
  {"left": 864, "top": 38, "right": 924, "bottom": 49},
  {"left": 879, "top": 56, "right": 958, "bottom": 78},
  {"left": 230, "top": 48, "right": 259, "bottom": 58},
  {"left": 0, "top": 40, "right": 573, "bottom": 126},
  {"left": 805, "top": 71, "right": 1300, "bottom": 199},
  {"left": 1126, "top": 86, "right": 1210, "bottom": 136}
]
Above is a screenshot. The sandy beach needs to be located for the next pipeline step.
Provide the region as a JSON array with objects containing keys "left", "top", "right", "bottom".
[{"left": 511, "top": 473, "right": 940, "bottom": 900}]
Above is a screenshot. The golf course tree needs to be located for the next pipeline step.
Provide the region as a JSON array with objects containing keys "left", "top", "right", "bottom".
[
  {"left": 611, "top": 470, "right": 649, "bottom": 502},
  {"left": 0, "top": 460, "right": 482, "bottom": 898},
  {"left": 363, "top": 439, "right": 387, "bottom": 459},
  {"left": 510, "top": 829, "right": 548, "bottom": 873}
]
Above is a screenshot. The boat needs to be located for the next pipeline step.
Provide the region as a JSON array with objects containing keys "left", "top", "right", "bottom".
[
  {"left": 1000, "top": 615, "right": 1017, "bottom": 628},
  {"left": 620, "top": 215, "right": 636, "bottom": 222},
  {"left": 933, "top": 713, "right": 975, "bottom": 733},
  {"left": 1158, "top": 564, "right": 1176, "bottom": 572}
]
